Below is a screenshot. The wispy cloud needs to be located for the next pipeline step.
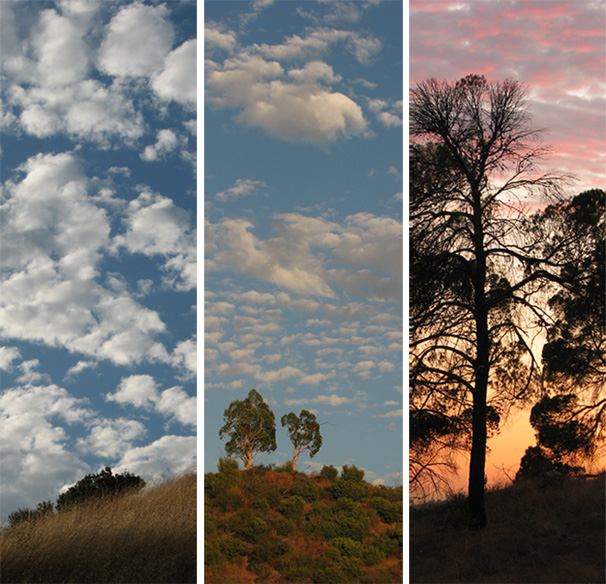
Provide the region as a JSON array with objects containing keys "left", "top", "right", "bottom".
[{"left": 215, "top": 178, "right": 267, "bottom": 202}]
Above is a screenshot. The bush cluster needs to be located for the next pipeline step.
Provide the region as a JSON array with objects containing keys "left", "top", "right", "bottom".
[{"left": 204, "top": 464, "right": 403, "bottom": 583}]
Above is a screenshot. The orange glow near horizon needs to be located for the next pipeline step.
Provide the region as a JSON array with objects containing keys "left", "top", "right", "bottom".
[{"left": 439, "top": 409, "right": 537, "bottom": 496}]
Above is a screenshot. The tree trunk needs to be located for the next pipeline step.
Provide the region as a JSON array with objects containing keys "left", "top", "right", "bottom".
[
  {"left": 469, "top": 185, "right": 489, "bottom": 530},
  {"left": 468, "top": 352, "right": 488, "bottom": 529},
  {"left": 292, "top": 450, "right": 299, "bottom": 471}
]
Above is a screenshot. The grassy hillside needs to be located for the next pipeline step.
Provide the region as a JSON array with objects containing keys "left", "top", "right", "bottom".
[
  {"left": 0, "top": 472, "right": 196, "bottom": 584},
  {"left": 204, "top": 464, "right": 403, "bottom": 583},
  {"left": 410, "top": 472, "right": 605, "bottom": 583}
]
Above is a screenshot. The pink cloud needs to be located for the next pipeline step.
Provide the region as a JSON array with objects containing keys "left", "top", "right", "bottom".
[
  {"left": 410, "top": 0, "right": 606, "bottom": 193},
  {"left": 410, "top": 0, "right": 468, "bottom": 13}
]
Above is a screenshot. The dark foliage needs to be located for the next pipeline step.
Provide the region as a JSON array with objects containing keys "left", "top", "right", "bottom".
[
  {"left": 330, "top": 464, "right": 369, "bottom": 502},
  {"left": 55, "top": 467, "right": 145, "bottom": 511},
  {"left": 319, "top": 464, "right": 338, "bottom": 481}
]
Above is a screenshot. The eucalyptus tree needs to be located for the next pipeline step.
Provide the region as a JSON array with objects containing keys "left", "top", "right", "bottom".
[
  {"left": 281, "top": 409, "right": 322, "bottom": 471},
  {"left": 219, "top": 389, "right": 277, "bottom": 470},
  {"left": 409, "top": 74, "right": 571, "bottom": 528}
]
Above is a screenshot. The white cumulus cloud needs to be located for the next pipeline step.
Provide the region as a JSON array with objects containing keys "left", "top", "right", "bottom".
[
  {"left": 206, "top": 49, "right": 368, "bottom": 144},
  {"left": 107, "top": 375, "right": 196, "bottom": 429},
  {"left": 0, "top": 383, "right": 93, "bottom": 517},
  {"left": 152, "top": 38, "right": 197, "bottom": 106},
  {"left": 113, "top": 435, "right": 196, "bottom": 479},
  {"left": 112, "top": 188, "right": 196, "bottom": 291},
  {"left": 98, "top": 2, "right": 174, "bottom": 78}
]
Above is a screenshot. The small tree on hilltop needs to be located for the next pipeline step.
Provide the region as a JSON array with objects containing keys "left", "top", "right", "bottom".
[
  {"left": 281, "top": 409, "right": 322, "bottom": 471},
  {"left": 55, "top": 467, "right": 145, "bottom": 511},
  {"left": 219, "top": 389, "right": 277, "bottom": 470}
]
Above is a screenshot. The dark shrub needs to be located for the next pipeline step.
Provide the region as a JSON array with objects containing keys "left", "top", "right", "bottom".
[
  {"left": 251, "top": 463, "right": 276, "bottom": 475},
  {"left": 226, "top": 510, "right": 269, "bottom": 543},
  {"left": 285, "top": 566, "right": 312, "bottom": 582},
  {"left": 341, "top": 557, "right": 363, "bottom": 581},
  {"left": 315, "top": 519, "right": 341, "bottom": 539},
  {"left": 217, "top": 456, "right": 239, "bottom": 474},
  {"left": 330, "top": 479, "right": 368, "bottom": 501},
  {"left": 318, "top": 566, "right": 348, "bottom": 583},
  {"left": 371, "top": 496, "right": 403, "bottom": 524},
  {"left": 389, "top": 526, "right": 403, "bottom": 548},
  {"left": 273, "top": 516, "right": 295, "bottom": 536},
  {"left": 335, "top": 510, "right": 372, "bottom": 541},
  {"left": 309, "top": 501, "right": 332, "bottom": 520},
  {"left": 204, "top": 538, "right": 224, "bottom": 565},
  {"left": 331, "top": 537, "right": 364, "bottom": 558},
  {"left": 373, "top": 532, "right": 400, "bottom": 556},
  {"left": 7, "top": 508, "right": 37, "bottom": 528},
  {"left": 252, "top": 495, "right": 270, "bottom": 512},
  {"left": 7, "top": 500, "right": 54, "bottom": 528},
  {"left": 204, "top": 511, "right": 218, "bottom": 537},
  {"left": 292, "top": 476, "right": 320, "bottom": 502},
  {"left": 56, "top": 467, "right": 144, "bottom": 511},
  {"left": 341, "top": 464, "right": 365, "bottom": 482},
  {"left": 330, "top": 464, "right": 369, "bottom": 501},
  {"left": 363, "top": 543, "right": 386, "bottom": 566},
  {"left": 374, "top": 483, "right": 404, "bottom": 502},
  {"left": 36, "top": 500, "right": 54, "bottom": 515},
  {"left": 280, "top": 495, "right": 305, "bottom": 519},
  {"left": 275, "top": 460, "right": 294, "bottom": 473},
  {"left": 221, "top": 537, "right": 250, "bottom": 561},
  {"left": 320, "top": 465, "right": 338, "bottom": 481},
  {"left": 205, "top": 535, "right": 249, "bottom": 564},
  {"left": 250, "top": 535, "right": 289, "bottom": 564}
]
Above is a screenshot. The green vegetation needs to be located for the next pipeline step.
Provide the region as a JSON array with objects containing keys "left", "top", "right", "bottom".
[
  {"left": 410, "top": 472, "right": 605, "bottom": 583},
  {"left": 205, "top": 463, "right": 403, "bottom": 583},
  {"left": 0, "top": 472, "right": 196, "bottom": 583}
]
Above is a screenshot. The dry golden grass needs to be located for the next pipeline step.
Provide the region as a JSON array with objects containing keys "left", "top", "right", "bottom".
[
  {"left": 0, "top": 472, "right": 196, "bottom": 583},
  {"left": 410, "top": 472, "right": 605, "bottom": 583}
]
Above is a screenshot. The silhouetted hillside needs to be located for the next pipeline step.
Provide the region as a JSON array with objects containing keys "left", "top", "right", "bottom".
[
  {"left": 0, "top": 473, "right": 196, "bottom": 583},
  {"left": 410, "top": 472, "right": 605, "bottom": 583},
  {"left": 204, "top": 463, "right": 403, "bottom": 583}
]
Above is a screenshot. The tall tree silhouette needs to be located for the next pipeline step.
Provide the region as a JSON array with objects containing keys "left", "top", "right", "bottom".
[{"left": 410, "top": 75, "right": 571, "bottom": 528}]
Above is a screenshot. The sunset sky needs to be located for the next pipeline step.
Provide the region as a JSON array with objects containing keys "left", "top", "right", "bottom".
[
  {"left": 410, "top": 0, "right": 606, "bottom": 194},
  {"left": 410, "top": 0, "right": 606, "bottom": 490},
  {"left": 0, "top": 0, "right": 197, "bottom": 519},
  {"left": 204, "top": 0, "right": 403, "bottom": 484}
]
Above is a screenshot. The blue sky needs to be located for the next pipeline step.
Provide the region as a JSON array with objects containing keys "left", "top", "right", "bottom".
[
  {"left": 204, "top": 0, "right": 403, "bottom": 485},
  {"left": 0, "top": 0, "right": 197, "bottom": 519}
]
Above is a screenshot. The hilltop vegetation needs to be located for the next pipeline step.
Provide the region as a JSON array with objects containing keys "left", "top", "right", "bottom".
[
  {"left": 410, "top": 472, "right": 605, "bottom": 583},
  {"left": 205, "top": 461, "right": 403, "bottom": 583},
  {"left": 0, "top": 472, "right": 196, "bottom": 583}
]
